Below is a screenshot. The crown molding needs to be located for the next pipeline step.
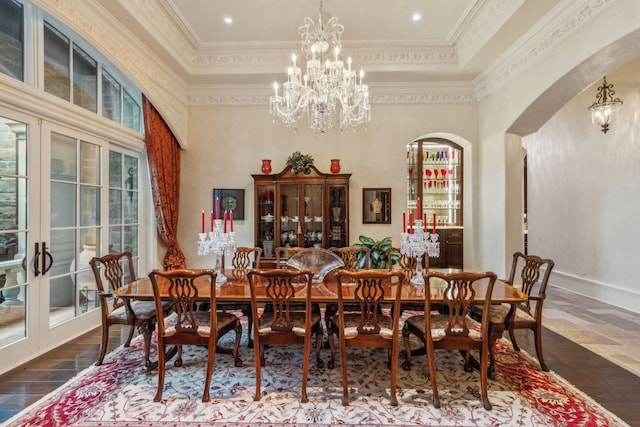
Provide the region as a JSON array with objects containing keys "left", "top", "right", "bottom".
[{"left": 455, "top": 0, "right": 525, "bottom": 65}]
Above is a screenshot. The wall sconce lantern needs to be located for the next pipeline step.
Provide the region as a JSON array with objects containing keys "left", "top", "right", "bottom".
[{"left": 588, "top": 76, "right": 623, "bottom": 134}]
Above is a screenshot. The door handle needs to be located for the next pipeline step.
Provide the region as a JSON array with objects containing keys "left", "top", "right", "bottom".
[
  {"left": 34, "top": 242, "right": 41, "bottom": 276},
  {"left": 41, "top": 242, "right": 53, "bottom": 275}
]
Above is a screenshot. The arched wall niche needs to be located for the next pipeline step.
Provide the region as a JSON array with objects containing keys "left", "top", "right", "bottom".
[{"left": 408, "top": 132, "right": 477, "bottom": 269}]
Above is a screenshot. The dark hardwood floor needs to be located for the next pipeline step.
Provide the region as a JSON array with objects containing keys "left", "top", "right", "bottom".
[
  {"left": 0, "top": 325, "right": 126, "bottom": 423},
  {"left": 0, "top": 325, "right": 638, "bottom": 426}
]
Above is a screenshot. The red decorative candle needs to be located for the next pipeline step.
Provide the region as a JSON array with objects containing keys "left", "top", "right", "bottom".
[
  {"left": 433, "top": 213, "right": 437, "bottom": 234},
  {"left": 409, "top": 212, "right": 413, "bottom": 234},
  {"left": 223, "top": 211, "right": 228, "bottom": 233},
  {"left": 210, "top": 210, "right": 214, "bottom": 232},
  {"left": 423, "top": 213, "right": 427, "bottom": 231},
  {"left": 402, "top": 211, "right": 406, "bottom": 233},
  {"left": 416, "top": 198, "right": 421, "bottom": 216},
  {"left": 230, "top": 210, "right": 234, "bottom": 232},
  {"left": 201, "top": 210, "right": 205, "bottom": 233},
  {"left": 216, "top": 197, "right": 221, "bottom": 219}
]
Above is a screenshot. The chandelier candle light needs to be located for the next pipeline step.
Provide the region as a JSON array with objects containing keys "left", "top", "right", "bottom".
[
  {"left": 197, "top": 198, "right": 236, "bottom": 284},
  {"left": 269, "top": 0, "right": 371, "bottom": 135},
  {"left": 400, "top": 198, "right": 440, "bottom": 287}
]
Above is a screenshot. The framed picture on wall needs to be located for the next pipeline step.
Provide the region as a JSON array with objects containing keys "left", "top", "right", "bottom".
[
  {"left": 213, "top": 188, "right": 245, "bottom": 220},
  {"left": 363, "top": 188, "right": 391, "bottom": 224}
]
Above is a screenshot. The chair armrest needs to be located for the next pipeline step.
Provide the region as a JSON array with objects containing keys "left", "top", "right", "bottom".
[{"left": 98, "top": 291, "right": 113, "bottom": 298}]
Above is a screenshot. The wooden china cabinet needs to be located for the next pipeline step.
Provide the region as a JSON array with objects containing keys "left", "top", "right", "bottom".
[
  {"left": 252, "top": 165, "right": 351, "bottom": 267},
  {"left": 406, "top": 138, "right": 463, "bottom": 268}
]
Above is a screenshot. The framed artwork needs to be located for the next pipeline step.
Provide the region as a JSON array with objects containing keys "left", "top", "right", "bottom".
[
  {"left": 363, "top": 188, "right": 391, "bottom": 224},
  {"left": 213, "top": 188, "right": 245, "bottom": 220}
]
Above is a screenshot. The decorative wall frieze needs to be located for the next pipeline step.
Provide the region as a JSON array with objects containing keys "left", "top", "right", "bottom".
[
  {"left": 187, "top": 84, "right": 477, "bottom": 106},
  {"left": 187, "top": 44, "right": 457, "bottom": 72},
  {"left": 474, "top": 0, "right": 620, "bottom": 100}
]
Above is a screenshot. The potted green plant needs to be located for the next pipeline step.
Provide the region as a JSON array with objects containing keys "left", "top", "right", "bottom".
[
  {"left": 286, "top": 151, "right": 314, "bottom": 175},
  {"left": 353, "top": 235, "right": 399, "bottom": 269}
]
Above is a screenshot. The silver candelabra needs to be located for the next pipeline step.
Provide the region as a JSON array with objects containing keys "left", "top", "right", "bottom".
[
  {"left": 400, "top": 219, "right": 440, "bottom": 286},
  {"left": 197, "top": 219, "right": 236, "bottom": 284}
]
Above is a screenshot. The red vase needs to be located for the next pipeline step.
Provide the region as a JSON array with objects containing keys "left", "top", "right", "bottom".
[
  {"left": 261, "top": 159, "right": 272, "bottom": 174},
  {"left": 330, "top": 159, "right": 341, "bottom": 174}
]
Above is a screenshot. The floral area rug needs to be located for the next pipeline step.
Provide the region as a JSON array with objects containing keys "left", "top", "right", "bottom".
[{"left": 6, "top": 317, "right": 629, "bottom": 427}]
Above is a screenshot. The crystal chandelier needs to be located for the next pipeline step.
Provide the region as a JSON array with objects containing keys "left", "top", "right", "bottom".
[
  {"left": 588, "top": 76, "right": 623, "bottom": 134},
  {"left": 269, "top": 0, "right": 371, "bottom": 135}
]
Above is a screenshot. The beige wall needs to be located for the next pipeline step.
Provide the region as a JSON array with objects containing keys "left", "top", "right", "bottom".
[
  {"left": 179, "top": 102, "right": 478, "bottom": 269},
  {"left": 523, "top": 57, "right": 640, "bottom": 312},
  {"left": 476, "top": 0, "right": 640, "bottom": 311}
]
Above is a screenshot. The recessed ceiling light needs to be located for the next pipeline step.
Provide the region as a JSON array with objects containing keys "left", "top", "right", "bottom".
[
  {"left": 224, "top": 16, "right": 233, "bottom": 24},
  {"left": 412, "top": 13, "right": 421, "bottom": 22}
]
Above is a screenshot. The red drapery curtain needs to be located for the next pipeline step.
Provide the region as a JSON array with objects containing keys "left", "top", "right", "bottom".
[{"left": 142, "top": 95, "right": 186, "bottom": 270}]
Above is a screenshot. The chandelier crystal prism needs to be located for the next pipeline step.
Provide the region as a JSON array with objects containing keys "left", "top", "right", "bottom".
[{"left": 269, "top": 0, "right": 371, "bottom": 135}]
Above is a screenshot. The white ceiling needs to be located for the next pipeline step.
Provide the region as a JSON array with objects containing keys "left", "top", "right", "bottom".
[{"left": 95, "top": 0, "right": 561, "bottom": 88}]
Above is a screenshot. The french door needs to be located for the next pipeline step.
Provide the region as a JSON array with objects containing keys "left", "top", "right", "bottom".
[{"left": 0, "top": 107, "right": 141, "bottom": 373}]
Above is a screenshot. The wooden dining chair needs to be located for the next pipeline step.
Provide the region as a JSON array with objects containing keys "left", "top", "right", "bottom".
[
  {"left": 469, "top": 252, "right": 555, "bottom": 372},
  {"left": 230, "top": 246, "right": 262, "bottom": 281},
  {"left": 274, "top": 246, "right": 304, "bottom": 268},
  {"left": 325, "top": 246, "right": 373, "bottom": 342},
  {"left": 387, "top": 246, "right": 427, "bottom": 332},
  {"left": 219, "top": 246, "right": 262, "bottom": 348},
  {"left": 247, "top": 268, "right": 323, "bottom": 403},
  {"left": 148, "top": 269, "right": 242, "bottom": 402},
  {"left": 89, "top": 252, "right": 173, "bottom": 366},
  {"left": 402, "top": 270, "right": 497, "bottom": 410},
  {"left": 328, "top": 269, "right": 405, "bottom": 406},
  {"left": 387, "top": 246, "right": 417, "bottom": 281},
  {"left": 329, "top": 246, "right": 370, "bottom": 270}
]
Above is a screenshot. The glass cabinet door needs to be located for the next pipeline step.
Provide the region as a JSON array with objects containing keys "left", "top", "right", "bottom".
[
  {"left": 328, "top": 184, "right": 348, "bottom": 247},
  {"left": 303, "top": 184, "right": 323, "bottom": 248},
  {"left": 256, "top": 184, "right": 275, "bottom": 258},
  {"left": 278, "top": 184, "right": 300, "bottom": 250}
]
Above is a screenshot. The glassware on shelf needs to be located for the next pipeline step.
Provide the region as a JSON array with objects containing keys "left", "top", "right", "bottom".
[{"left": 405, "top": 140, "right": 463, "bottom": 263}]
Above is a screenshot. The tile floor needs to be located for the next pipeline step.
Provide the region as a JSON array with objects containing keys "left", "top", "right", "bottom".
[{"left": 543, "top": 285, "right": 640, "bottom": 377}]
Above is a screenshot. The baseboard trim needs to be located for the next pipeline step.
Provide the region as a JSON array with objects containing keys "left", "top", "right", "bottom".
[{"left": 550, "top": 270, "right": 640, "bottom": 314}]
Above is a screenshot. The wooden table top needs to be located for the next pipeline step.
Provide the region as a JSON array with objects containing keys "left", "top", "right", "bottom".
[{"left": 114, "top": 269, "right": 527, "bottom": 304}]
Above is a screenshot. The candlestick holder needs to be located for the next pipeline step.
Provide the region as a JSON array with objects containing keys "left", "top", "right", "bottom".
[
  {"left": 400, "top": 219, "right": 440, "bottom": 287},
  {"left": 197, "top": 219, "right": 236, "bottom": 284}
]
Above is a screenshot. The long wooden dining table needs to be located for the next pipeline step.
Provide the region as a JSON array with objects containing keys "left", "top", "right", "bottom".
[
  {"left": 113, "top": 268, "right": 527, "bottom": 373},
  {"left": 115, "top": 268, "right": 525, "bottom": 304}
]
